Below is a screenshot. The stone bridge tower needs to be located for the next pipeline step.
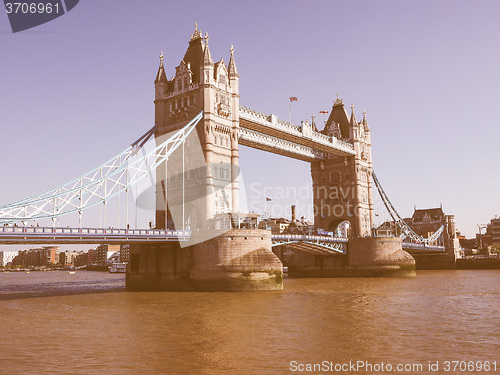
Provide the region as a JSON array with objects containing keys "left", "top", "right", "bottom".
[
  {"left": 153, "top": 25, "right": 240, "bottom": 230},
  {"left": 311, "top": 97, "right": 375, "bottom": 237}
]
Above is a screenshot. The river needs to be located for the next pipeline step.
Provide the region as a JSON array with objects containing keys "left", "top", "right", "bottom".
[{"left": 0, "top": 270, "right": 498, "bottom": 374}]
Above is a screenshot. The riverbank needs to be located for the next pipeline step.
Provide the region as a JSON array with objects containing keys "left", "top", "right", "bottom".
[{"left": 457, "top": 257, "right": 500, "bottom": 269}]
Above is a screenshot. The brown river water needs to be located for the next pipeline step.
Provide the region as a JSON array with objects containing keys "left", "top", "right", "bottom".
[{"left": 0, "top": 270, "right": 498, "bottom": 375}]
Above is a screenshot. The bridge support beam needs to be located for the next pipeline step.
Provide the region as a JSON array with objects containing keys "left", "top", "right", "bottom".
[
  {"left": 126, "top": 229, "right": 283, "bottom": 291},
  {"left": 288, "top": 237, "right": 415, "bottom": 277}
]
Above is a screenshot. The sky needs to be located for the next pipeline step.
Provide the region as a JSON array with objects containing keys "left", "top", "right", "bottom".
[{"left": 1, "top": 0, "right": 499, "bottom": 251}]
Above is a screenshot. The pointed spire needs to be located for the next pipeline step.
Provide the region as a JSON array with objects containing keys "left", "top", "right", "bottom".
[
  {"left": 362, "top": 109, "right": 370, "bottom": 132},
  {"left": 191, "top": 22, "right": 202, "bottom": 41},
  {"left": 350, "top": 104, "right": 357, "bottom": 126},
  {"left": 155, "top": 51, "right": 167, "bottom": 84},
  {"left": 201, "top": 32, "right": 214, "bottom": 66},
  {"left": 228, "top": 44, "right": 239, "bottom": 77},
  {"left": 333, "top": 93, "right": 343, "bottom": 106}
]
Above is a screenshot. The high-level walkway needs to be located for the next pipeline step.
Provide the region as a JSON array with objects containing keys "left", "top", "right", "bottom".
[{"left": 239, "top": 106, "right": 355, "bottom": 161}]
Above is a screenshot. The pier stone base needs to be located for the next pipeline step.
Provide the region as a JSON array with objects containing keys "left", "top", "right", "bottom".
[
  {"left": 126, "top": 229, "right": 283, "bottom": 291},
  {"left": 288, "top": 237, "right": 415, "bottom": 278},
  {"left": 347, "top": 237, "right": 416, "bottom": 277}
]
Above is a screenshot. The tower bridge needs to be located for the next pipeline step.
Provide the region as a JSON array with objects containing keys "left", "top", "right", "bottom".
[{"left": 0, "top": 25, "right": 460, "bottom": 290}]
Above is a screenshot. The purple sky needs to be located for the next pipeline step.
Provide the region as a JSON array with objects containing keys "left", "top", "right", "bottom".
[{"left": 1, "top": 0, "right": 499, "bottom": 246}]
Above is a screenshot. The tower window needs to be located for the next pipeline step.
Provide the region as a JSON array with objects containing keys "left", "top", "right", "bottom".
[{"left": 177, "top": 79, "right": 182, "bottom": 91}]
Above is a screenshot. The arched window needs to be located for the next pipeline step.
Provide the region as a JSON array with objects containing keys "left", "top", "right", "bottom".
[{"left": 331, "top": 171, "right": 341, "bottom": 184}]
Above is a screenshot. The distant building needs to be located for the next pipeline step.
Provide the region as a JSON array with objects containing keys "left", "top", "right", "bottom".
[
  {"left": 41, "top": 247, "right": 60, "bottom": 265},
  {"left": 59, "top": 251, "right": 78, "bottom": 266},
  {"left": 406, "top": 206, "right": 446, "bottom": 246},
  {"left": 74, "top": 251, "right": 88, "bottom": 267},
  {"left": 120, "top": 244, "right": 130, "bottom": 263},
  {"left": 87, "top": 248, "right": 96, "bottom": 265},
  {"left": 259, "top": 206, "right": 314, "bottom": 235},
  {"left": 11, "top": 246, "right": 60, "bottom": 267},
  {"left": 376, "top": 220, "right": 398, "bottom": 237},
  {"left": 408, "top": 207, "right": 444, "bottom": 236},
  {"left": 258, "top": 217, "right": 291, "bottom": 234},
  {"left": 93, "top": 244, "right": 120, "bottom": 265},
  {"left": 487, "top": 217, "right": 500, "bottom": 247}
]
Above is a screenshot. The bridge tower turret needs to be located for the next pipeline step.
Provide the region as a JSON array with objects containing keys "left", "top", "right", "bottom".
[
  {"left": 153, "top": 24, "right": 240, "bottom": 230},
  {"left": 311, "top": 97, "right": 375, "bottom": 237}
]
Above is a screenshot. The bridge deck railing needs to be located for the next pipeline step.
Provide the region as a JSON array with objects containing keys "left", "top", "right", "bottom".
[
  {"left": 271, "top": 234, "right": 348, "bottom": 243},
  {"left": 0, "top": 226, "right": 191, "bottom": 238},
  {"left": 402, "top": 242, "right": 445, "bottom": 251},
  {"left": 239, "top": 106, "right": 355, "bottom": 154}
]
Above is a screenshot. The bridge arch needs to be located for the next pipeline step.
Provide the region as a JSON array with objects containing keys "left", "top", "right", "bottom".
[{"left": 328, "top": 219, "right": 351, "bottom": 238}]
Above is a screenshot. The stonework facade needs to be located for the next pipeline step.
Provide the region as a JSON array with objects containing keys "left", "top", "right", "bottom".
[
  {"left": 311, "top": 98, "right": 375, "bottom": 237},
  {"left": 154, "top": 25, "right": 240, "bottom": 231}
]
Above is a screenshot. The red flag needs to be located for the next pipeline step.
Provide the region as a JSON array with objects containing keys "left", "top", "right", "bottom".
[
  {"left": 289, "top": 97, "right": 298, "bottom": 102},
  {"left": 319, "top": 111, "right": 328, "bottom": 114}
]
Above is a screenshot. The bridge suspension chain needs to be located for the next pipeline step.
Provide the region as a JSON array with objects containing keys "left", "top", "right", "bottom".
[
  {"left": 372, "top": 171, "right": 445, "bottom": 244},
  {"left": 0, "top": 111, "right": 203, "bottom": 225}
]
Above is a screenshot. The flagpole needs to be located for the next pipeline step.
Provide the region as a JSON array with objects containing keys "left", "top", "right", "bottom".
[{"left": 289, "top": 100, "right": 291, "bottom": 124}]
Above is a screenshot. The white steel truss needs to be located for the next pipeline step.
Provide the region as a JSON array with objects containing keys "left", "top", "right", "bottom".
[
  {"left": 0, "top": 111, "right": 203, "bottom": 225},
  {"left": 372, "top": 171, "right": 445, "bottom": 245},
  {"left": 271, "top": 234, "right": 347, "bottom": 254}
]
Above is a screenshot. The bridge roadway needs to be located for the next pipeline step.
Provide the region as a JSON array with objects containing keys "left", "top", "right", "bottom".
[
  {"left": 238, "top": 106, "right": 356, "bottom": 161},
  {"left": 0, "top": 226, "right": 443, "bottom": 253},
  {"left": 0, "top": 227, "right": 347, "bottom": 250},
  {"left": 0, "top": 226, "right": 191, "bottom": 244}
]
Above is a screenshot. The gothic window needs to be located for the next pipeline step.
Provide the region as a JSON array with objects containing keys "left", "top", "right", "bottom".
[
  {"left": 177, "top": 79, "right": 182, "bottom": 91},
  {"left": 206, "top": 72, "right": 209, "bottom": 82},
  {"left": 175, "top": 100, "right": 178, "bottom": 109},
  {"left": 183, "top": 77, "right": 188, "bottom": 89},
  {"left": 181, "top": 98, "right": 184, "bottom": 107},
  {"left": 220, "top": 74, "right": 226, "bottom": 85},
  {"left": 331, "top": 171, "right": 341, "bottom": 184},
  {"left": 186, "top": 97, "right": 190, "bottom": 106},
  {"left": 191, "top": 96, "right": 195, "bottom": 106}
]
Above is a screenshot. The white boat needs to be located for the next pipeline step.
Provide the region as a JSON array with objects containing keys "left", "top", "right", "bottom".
[{"left": 109, "top": 262, "right": 127, "bottom": 273}]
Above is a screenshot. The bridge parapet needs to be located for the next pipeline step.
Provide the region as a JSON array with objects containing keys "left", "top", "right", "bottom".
[
  {"left": 240, "top": 106, "right": 301, "bottom": 136},
  {"left": 0, "top": 226, "right": 191, "bottom": 244},
  {"left": 239, "top": 128, "right": 324, "bottom": 161},
  {"left": 239, "top": 105, "right": 355, "bottom": 156}
]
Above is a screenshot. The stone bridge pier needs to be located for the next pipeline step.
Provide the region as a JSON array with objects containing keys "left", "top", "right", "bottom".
[
  {"left": 127, "top": 26, "right": 417, "bottom": 291},
  {"left": 127, "top": 26, "right": 282, "bottom": 291}
]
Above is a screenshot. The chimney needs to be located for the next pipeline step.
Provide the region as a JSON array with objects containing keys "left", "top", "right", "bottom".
[{"left": 291, "top": 205, "right": 296, "bottom": 222}]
